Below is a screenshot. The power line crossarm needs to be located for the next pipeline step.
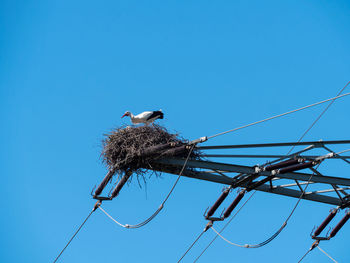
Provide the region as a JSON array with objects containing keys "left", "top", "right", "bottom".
[
  {"left": 155, "top": 158, "right": 350, "bottom": 187},
  {"left": 197, "top": 140, "right": 350, "bottom": 150},
  {"left": 202, "top": 154, "right": 350, "bottom": 159}
]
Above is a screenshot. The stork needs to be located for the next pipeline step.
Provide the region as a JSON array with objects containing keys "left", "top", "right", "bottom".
[{"left": 121, "top": 110, "right": 164, "bottom": 125}]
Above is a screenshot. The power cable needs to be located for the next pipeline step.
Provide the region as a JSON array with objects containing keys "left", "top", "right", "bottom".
[
  {"left": 298, "top": 242, "right": 339, "bottom": 263},
  {"left": 317, "top": 246, "right": 338, "bottom": 263},
  {"left": 99, "top": 145, "right": 195, "bottom": 229},
  {"left": 53, "top": 205, "right": 98, "bottom": 263},
  {"left": 210, "top": 226, "right": 250, "bottom": 248},
  {"left": 298, "top": 248, "right": 313, "bottom": 263},
  {"left": 206, "top": 91, "right": 350, "bottom": 140},
  {"left": 177, "top": 231, "right": 206, "bottom": 263},
  {"left": 287, "top": 80, "right": 350, "bottom": 155}
]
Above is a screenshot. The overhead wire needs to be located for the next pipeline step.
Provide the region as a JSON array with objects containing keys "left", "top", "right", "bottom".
[
  {"left": 317, "top": 246, "right": 338, "bottom": 263},
  {"left": 298, "top": 243, "right": 339, "bottom": 263},
  {"left": 206, "top": 90, "right": 350, "bottom": 140},
  {"left": 335, "top": 148, "right": 350, "bottom": 156},
  {"left": 286, "top": 80, "right": 350, "bottom": 155},
  {"left": 177, "top": 231, "right": 206, "bottom": 263},
  {"left": 53, "top": 207, "right": 96, "bottom": 263},
  {"left": 99, "top": 145, "right": 195, "bottom": 229},
  {"left": 298, "top": 248, "right": 313, "bottom": 263},
  {"left": 210, "top": 227, "right": 249, "bottom": 248}
]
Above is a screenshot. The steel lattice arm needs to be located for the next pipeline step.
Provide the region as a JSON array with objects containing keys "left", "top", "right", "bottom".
[{"left": 151, "top": 157, "right": 350, "bottom": 207}]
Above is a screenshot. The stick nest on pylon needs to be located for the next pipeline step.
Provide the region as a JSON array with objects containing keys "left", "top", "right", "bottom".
[{"left": 101, "top": 124, "right": 201, "bottom": 186}]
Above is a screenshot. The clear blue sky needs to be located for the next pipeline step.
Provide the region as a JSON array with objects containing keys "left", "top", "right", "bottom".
[{"left": 1, "top": 1, "right": 350, "bottom": 262}]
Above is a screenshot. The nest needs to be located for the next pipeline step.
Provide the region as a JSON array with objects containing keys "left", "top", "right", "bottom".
[{"left": 101, "top": 124, "right": 201, "bottom": 186}]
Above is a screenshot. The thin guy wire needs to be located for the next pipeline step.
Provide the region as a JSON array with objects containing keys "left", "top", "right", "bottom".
[
  {"left": 53, "top": 209, "right": 95, "bottom": 263},
  {"left": 207, "top": 91, "right": 350, "bottom": 140},
  {"left": 193, "top": 191, "right": 256, "bottom": 262},
  {"left": 287, "top": 80, "right": 350, "bottom": 155},
  {"left": 177, "top": 231, "right": 205, "bottom": 263},
  {"left": 99, "top": 145, "right": 195, "bottom": 229},
  {"left": 317, "top": 246, "right": 338, "bottom": 263}
]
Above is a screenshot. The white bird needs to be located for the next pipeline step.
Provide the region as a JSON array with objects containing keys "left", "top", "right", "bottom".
[{"left": 121, "top": 110, "right": 164, "bottom": 125}]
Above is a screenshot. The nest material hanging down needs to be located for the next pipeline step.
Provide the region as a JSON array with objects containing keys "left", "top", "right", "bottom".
[{"left": 101, "top": 124, "right": 201, "bottom": 185}]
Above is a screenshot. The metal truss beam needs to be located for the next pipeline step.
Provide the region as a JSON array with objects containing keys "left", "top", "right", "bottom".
[
  {"left": 197, "top": 140, "right": 350, "bottom": 150},
  {"left": 156, "top": 158, "right": 350, "bottom": 187},
  {"left": 202, "top": 154, "right": 350, "bottom": 159},
  {"left": 255, "top": 184, "right": 341, "bottom": 206},
  {"left": 152, "top": 165, "right": 343, "bottom": 206}
]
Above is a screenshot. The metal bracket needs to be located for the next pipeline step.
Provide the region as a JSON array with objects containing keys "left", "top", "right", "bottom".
[
  {"left": 93, "top": 195, "right": 112, "bottom": 201},
  {"left": 189, "top": 136, "right": 208, "bottom": 145}
]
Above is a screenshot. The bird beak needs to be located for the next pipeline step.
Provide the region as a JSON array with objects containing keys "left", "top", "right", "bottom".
[{"left": 121, "top": 113, "right": 127, "bottom": 118}]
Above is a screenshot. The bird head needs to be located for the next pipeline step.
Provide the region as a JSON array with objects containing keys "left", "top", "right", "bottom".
[{"left": 121, "top": 111, "right": 130, "bottom": 118}]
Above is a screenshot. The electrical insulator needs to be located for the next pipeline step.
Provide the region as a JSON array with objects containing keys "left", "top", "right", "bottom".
[
  {"left": 313, "top": 209, "right": 337, "bottom": 237},
  {"left": 110, "top": 172, "right": 132, "bottom": 199},
  {"left": 94, "top": 169, "right": 114, "bottom": 196},
  {"left": 329, "top": 211, "right": 350, "bottom": 238},
  {"left": 223, "top": 190, "right": 246, "bottom": 219},
  {"left": 278, "top": 161, "right": 315, "bottom": 174},
  {"left": 206, "top": 188, "right": 230, "bottom": 218},
  {"left": 264, "top": 158, "right": 302, "bottom": 172}
]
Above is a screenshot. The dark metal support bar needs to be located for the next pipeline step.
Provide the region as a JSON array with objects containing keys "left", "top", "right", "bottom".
[
  {"left": 310, "top": 168, "right": 350, "bottom": 198},
  {"left": 322, "top": 145, "right": 350, "bottom": 165},
  {"left": 202, "top": 154, "right": 350, "bottom": 159},
  {"left": 254, "top": 184, "right": 342, "bottom": 206},
  {"left": 156, "top": 158, "right": 350, "bottom": 187},
  {"left": 151, "top": 166, "right": 343, "bottom": 206},
  {"left": 196, "top": 140, "right": 350, "bottom": 150},
  {"left": 247, "top": 175, "right": 275, "bottom": 191}
]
